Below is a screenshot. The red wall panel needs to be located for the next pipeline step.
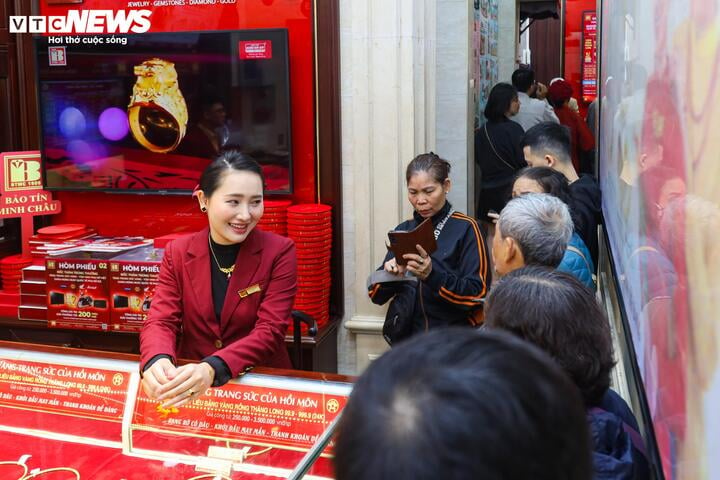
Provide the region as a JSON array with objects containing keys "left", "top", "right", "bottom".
[
  {"left": 563, "top": 0, "right": 596, "bottom": 118},
  {"left": 39, "top": 1, "right": 317, "bottom": 237}
]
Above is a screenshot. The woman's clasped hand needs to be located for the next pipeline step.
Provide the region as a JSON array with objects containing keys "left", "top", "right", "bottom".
[{"left": 142, "top": 358, "right": 215, "bottom": 408}]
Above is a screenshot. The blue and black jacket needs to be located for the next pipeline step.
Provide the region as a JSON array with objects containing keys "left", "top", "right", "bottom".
[{"left": 368, "top": 202, "right": 490, "bottom": 335}]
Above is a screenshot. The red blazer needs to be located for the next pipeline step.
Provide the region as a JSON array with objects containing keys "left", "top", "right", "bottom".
[{"left": 139, "top": 227, "right": 296, "bottom": 376}]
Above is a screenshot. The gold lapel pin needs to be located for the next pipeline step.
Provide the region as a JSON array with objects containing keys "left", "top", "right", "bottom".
[{"left": 238, "top": 283, "right": 262, "bottom": 298}]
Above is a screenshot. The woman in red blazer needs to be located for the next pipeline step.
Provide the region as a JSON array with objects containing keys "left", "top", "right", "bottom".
[{"left": 140, "top": 151, "right": 296, "bottom": 407}]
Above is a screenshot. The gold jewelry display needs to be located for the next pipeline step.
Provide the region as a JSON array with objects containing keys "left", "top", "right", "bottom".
[
  {"left": 23, "top": 467, "right": 81, "bottom": 479},
  {"left": 128, "top": 58, "right": 188, "bottom": 153},
  {"left": 208, "top": 234, "right": 235, "bottom": 279},
  {"left": 0, "top": 460, "right": 28, "bottom": 479}
]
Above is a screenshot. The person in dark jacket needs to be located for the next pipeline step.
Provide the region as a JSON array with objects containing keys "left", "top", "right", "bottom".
[
  {"left": 475, "top": 83, "right": 527, "bottom": 219},
  {"left": 511, "top": 166, "right": 595, "bottom": 289},
  {"left": 485, "top": 266, "right": 650, "bottom": 480},
  {"left": 368, "top": 153, "right": 490, "bottom": 343},
  {"left": 334, "top": 328, "right": 593, "bottom": 480},
  {"left": 521, "top": 122, "right": 602, "bottom": 267}
]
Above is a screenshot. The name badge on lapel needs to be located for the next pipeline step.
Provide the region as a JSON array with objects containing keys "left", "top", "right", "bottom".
[{"left": 238, "top": 283, "right": 262, "bottom": 299}]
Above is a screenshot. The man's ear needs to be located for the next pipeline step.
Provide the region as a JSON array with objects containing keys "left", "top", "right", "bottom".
[
  {"left": 545, "top": 154, "right": 557, "bottom": 167},
  {"left": 503, "top": 237, "right": 517, "bottom": 263}
]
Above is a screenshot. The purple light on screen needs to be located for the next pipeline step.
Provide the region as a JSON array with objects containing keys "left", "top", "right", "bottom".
[
  {"left": 58, "top": 107, "right": 86, "bottom": 138},
  {"left": 66, "top": 140, "right": 95, "bottom": 162},
  {"left": 98, "top": 107, "right": 129, "bottom": 141}
]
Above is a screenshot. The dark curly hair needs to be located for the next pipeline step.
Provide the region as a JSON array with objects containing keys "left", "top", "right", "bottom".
[{"left": 484, "top": 265, "right": 615, "bottom": 405}]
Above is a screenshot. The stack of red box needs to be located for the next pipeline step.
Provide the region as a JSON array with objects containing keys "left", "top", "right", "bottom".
[
  {"left": 29, "top": 223, "right": 97, "bottom": 259},
  {"left": 258, "top": 200, "right": 292, "bottom": 236},
  {"left": 0, "top": 254, "right": 33, "bottom": 293},
  {"left": 19, "top": 265, "right": 47, "bottom": 322},
  {"left": 287, "top": 204, "right": 332, "bottom": 333}
]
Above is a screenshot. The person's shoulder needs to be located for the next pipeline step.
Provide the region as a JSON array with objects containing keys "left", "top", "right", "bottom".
[
  {"left": 449, "top": 212, "right": 482, "bottom": 236},
  {"left": 571, "top": 174, "right": 599, "bottom": 190},
  {"left": 255, "top": 228, "right": 295, "bottom": 251},
  {"left": 505, "top": 120, "right": 526, "bottom": 135},
  {"left": 598, "top": 389, "right": 639, "bottom": 429},
  {"left": 166, "top": 231, "right": 202, "bottom": 251}
]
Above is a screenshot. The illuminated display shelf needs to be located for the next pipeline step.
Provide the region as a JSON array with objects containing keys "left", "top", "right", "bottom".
[{"left": 0, "top": 341, "right": 352, "bottom": 479}]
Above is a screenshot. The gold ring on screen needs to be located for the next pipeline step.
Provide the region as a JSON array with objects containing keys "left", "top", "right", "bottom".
[{"left": 128, "top": 58, "right": 188, "bottom": 153}]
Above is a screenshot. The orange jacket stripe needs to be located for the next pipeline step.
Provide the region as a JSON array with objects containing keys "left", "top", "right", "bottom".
[
  {"left": 439, "top": 289, "right": 478, "bottom": 307},
  {"left": 439, "top": 212, "right": 487, "bottom": 299}
]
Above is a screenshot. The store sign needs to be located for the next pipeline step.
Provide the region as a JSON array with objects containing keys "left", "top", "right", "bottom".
[
  {"left": 1, "top": 152, "right": 61, "bottom": 216},
  {"left": 132, "top": 380, "right": 348, "bottom": 454},
  {"left": 1, "top": 151, "right": 62, "bottom": 257},
  {"left": 581, "top": 11, "right": 598, "bottom": 102}
]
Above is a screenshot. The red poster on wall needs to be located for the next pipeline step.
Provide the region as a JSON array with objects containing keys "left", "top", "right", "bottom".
[{"left": 581, "top": 11, "right": 598, "bottom": 102}]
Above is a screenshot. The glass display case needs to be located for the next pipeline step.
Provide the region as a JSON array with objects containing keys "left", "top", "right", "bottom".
[{"left": 0, "top": 341, "right": 353, "bottom": 479}]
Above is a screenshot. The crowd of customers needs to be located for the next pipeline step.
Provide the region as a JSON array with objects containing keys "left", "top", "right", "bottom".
[{"left": 340, "top": 66, "right": 650, "bottom": 479}]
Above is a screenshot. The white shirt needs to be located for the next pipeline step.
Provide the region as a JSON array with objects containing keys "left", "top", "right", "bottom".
[{"left": 511, "top": 92, "right": 560, "bottom": 132}]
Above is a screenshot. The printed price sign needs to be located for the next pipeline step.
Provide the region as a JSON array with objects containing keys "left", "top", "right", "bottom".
[
  {"left": 581, "top": 11, "right": 598, "bottom": 102},
  {"left": 131, "top": 376, "right": 349, "bottom": 454}
]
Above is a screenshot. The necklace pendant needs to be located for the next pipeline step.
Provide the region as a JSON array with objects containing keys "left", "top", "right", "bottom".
[{"left": 226, "top": 272, "right": 232, "bottom": 280}]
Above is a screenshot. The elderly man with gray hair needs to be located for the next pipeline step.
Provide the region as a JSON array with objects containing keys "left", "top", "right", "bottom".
[{"left": 491, "top": 193, "right": 573, "bottom": 276}]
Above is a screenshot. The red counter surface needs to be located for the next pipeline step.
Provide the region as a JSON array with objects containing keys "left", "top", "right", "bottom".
[{"left": 0, "top": 342, "right": 352, "bottom": 479}]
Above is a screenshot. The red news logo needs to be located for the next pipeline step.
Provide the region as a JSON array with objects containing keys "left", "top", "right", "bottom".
[
  {"left": 7, "top": 157, "right": 42, "bottom": 191},
  {"left": 239, "top": 40, "right": 273, "bottom": 60}
]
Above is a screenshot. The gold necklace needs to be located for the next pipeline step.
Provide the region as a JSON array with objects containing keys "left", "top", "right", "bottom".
[{"left": 208, "top": 234, "right": 235, "bottom": 279}]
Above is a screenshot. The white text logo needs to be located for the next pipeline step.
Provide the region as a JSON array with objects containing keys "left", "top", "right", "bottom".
[{"left": 9, "top": 10, "right": 152, "bottom": 34}]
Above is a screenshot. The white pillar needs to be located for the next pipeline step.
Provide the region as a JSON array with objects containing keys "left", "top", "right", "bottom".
[
  {"left": 498, "top": 0, "right": 519, "bottom": 82},
  {"left": 339, "top": 0, "right": 474, "bottom": 374}
]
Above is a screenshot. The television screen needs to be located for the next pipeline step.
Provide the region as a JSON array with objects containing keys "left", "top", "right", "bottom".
[{"left": 35, "top": 29, "right": 292, "bottom": 194}]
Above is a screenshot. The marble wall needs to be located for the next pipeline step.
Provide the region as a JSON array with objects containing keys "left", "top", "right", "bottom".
[
  {"left": 338, "top": 0, "right": 483, "bottom": 374},
  {"left": 498, "top": 0, "right": 519, "bottom": 83}
]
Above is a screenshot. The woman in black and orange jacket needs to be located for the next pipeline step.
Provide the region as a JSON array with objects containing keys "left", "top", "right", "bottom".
[{"left": 368, "top": 153, "right": 491, "bottom": 343}]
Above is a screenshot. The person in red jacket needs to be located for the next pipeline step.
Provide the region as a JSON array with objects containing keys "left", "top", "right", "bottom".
[
  {"left": 139, "top": 151, "right": 296, "bottom": 407},
  {"left": 547, "top": 79, "right": 595, "bottom": 173}
]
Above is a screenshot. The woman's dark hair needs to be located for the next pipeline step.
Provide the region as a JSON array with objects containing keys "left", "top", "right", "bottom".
[
  {"left": 484, "top": 266, "right": 615, "bottom": 406},
  {"left": 199, "top": 150, "right": 265, "bottom": 197},
  {"left": 484, "top": 83, "right": 518, "bottom": 122},
  {"left": 515, "top": 166, "right": 573, "bottom": 206},
  {"left": 334, "top": 328, "right": 592, "bottom": 480},
  {"left": 405, "top": 152, "right": 451, "bottom": 184}
]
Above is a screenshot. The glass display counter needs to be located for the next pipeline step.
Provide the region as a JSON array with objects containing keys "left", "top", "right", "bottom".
[{"left": 0, "top": 341, "right": 353, "bottom": 479}]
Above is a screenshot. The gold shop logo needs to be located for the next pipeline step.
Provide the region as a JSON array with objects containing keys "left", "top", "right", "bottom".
[
  {"left": 6, "top": 155, "right": 42, "bottom": 191},
  {"left": 326, "top": 399, "right": 340, "bottom": 414}
]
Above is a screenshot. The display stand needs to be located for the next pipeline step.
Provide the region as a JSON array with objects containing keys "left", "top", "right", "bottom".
[{"left": 0, "top": 341, "right": 352, "bottom": 479}]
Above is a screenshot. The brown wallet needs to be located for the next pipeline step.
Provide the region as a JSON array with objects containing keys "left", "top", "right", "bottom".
[{"left": 387, "top": 218, "right": 437, "bottom": 266}]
